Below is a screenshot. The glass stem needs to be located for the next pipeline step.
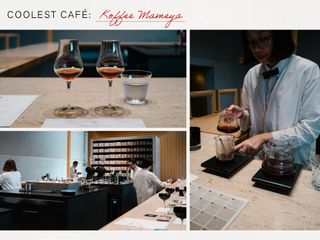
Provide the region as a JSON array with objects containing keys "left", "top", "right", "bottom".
[
  {"left": 108, "top": 80, "right": 112, "bottom": 108},
  {"left": 66, "top": 81, "right": 72, "bottom": 111}
]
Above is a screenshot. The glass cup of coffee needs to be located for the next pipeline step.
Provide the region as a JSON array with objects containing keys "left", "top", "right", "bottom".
[
  {"left": 121, "top": 70, "right": 152, "bottom": 105},
  {"left": 215, "top": 135, "right": 235, "bottom": 161}
]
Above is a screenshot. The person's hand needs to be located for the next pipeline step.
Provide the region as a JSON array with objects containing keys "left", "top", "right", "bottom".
[
  {"left": 166, "top": 178, "right": 173, "bottom": 184},
  {"left": 235, "top": 133, "right": 272, "bottom": 153},
  {"left": 225, "top": 105, "right": 243, "bottom": 119}
]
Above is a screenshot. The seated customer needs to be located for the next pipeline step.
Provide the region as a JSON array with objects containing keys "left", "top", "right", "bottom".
[
  {"left": 0, "top": 159, "right": 22, "bottom": 190},
  {"left": 133, "top": 159, "right": 167, "bottom": 204}
]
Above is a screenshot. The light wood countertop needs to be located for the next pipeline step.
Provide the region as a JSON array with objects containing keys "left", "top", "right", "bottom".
[
  {"left": 191, "top": 132, "right": 320, "bottom": 230},
  {"left": 101, "top": 180, "right": 186, "bottom": 230},
  {"left": 0, "top": 77, "right": 186, "bottom": 128}
]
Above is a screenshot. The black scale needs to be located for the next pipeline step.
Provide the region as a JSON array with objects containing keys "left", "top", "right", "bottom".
[
  {"left": 201, "top": 154, "right": 303, "bottom": 195},
  {"left": 200, "top": 152, "right": 254, "bottom": 178},
  {"left": 251, "top": 163, "right": 303, "bottom": 195}
]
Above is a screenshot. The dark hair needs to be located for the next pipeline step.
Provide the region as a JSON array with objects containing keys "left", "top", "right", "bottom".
[
  {"left": 140, "top": 159, "right": 153, "bottom": 169},
  {"left": 128, "top": 159, "right": 136, "bottom": 164},
  {"left": 3, "top": 159, "right": 17, "bottom": 172},
  {"left": 241, "top": 30, "right": 295, "bottom": 64},
  {"left": 73, "top": 161, "right": 78, "bottom": 165},
  {"left": 85, "top": 167, "right": 95, "bottom": 179}
]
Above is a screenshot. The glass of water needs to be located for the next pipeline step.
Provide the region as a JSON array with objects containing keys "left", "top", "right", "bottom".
[
  {"left": 312, "top": 156, "right": 320, "bottom": 191},
  {"left": 121, "top": 70, "right": 152, "bottom": 105}
]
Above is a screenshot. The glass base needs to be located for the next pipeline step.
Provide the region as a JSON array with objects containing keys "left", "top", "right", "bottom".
[
  {"left": 54, "top": 106, "right": 88, "bottom": 118},
  {"left": 125, "top": 98, "right": 147, "bottom": 105},
  {"left": 94, "top": 105, "right": 125, "bottom": 117}
]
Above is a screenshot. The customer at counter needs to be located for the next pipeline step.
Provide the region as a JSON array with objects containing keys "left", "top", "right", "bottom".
[
  {"left": 128, "top": 159, "right": 141, "bottom": 180},
  {"left": 133, "top": 159, "right": 168, "bottom": 204},
  {"left": 227, "top": 30, "right": 320, "bottom": 168},
  {"left": 0, "top": 159, "right": 22, "bottom": 190}
]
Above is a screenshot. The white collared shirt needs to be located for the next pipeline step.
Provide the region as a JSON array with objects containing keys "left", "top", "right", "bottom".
[
  {"left": 133, "top": 169, "right": 166, "bottom": 204},
  {"left": 240, "top": 54, "right": 320, "bottom": 168},
  {"left": 130, "top": 165, "right": 141, "bottom": 180}
]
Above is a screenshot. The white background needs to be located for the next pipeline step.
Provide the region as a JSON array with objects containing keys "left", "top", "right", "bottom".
[
  {"left": 1, "top": 0, "right": 320, "bottom": 29},
  {"left": 1, "top": 0, "right": 320, "bottom": 239}
]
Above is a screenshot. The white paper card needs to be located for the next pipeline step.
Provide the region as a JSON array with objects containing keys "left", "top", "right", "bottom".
[
  {"left": 42, "top": 118, "right": 145, "bottom": 128},
  {"left": 190, "top": 174, "right": 199, "bottom": 182},
  {"left": 0, "top": 95, "right": 38, "bottom": 127},
  {"left": 155, "top": 207, "right": 167, "bottom": 213},
  {"left": 115, "top": 217, "right": 168, "bottom": 230}
]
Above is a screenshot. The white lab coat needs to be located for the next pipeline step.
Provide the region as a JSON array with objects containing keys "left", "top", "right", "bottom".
[
  {"left": 240, "top": 55, "right": 320, "bottom": 168},
  {"left": 133, "top": 169, "right": 166, "bottom": 204},
  {"left": 130, "top": 165, "right": 141, "bottom": 180},
  {"left": 0, "top": 171, "right": 22, "bottom": 190},
  {"left": 70, "top": 166, "right": 76, "bottom": 178}
]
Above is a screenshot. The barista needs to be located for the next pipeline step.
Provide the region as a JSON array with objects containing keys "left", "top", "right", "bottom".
[
  {"left": 70, "top": 161, "right": 79, "bottom": 178},
  {"left": 128, "top": 159, "right": 141, "bottom": 180},
  {"left": 227, "top": 30, "right": 320, "bottom": 168},
  {"left": 133, "top": 159, "right": 168, "bottom": 204},
  {"left": 0, "top": 159, "right": 22, "bottom": 190}
]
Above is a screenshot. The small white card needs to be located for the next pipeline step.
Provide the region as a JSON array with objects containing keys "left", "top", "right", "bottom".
[
  {"left": 155, "top": 207, "right": 167, "bottom": 213},
  {"left": 116, "top": 217, "right": 168, "bottom": 230},
  {"left": 0, "top": 95, "right": 38, "bottom": 127},
  {"left": 42, "top": 118, "right": 145, "bottom": 128},
  {"left": 190, "top": 174, "right": 199, "bottom": 182}
]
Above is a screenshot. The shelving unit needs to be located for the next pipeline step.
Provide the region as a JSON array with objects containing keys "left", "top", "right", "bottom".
[{"left": 90, "top": 136, "right": 160, "bottom": 177}]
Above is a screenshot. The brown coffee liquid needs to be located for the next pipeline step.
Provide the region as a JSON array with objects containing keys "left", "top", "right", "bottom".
[
  {"left": 217, "top": 153, "right": 234, "bottom": 161},
  {"left": 217, "top": 125, "right": 240, "bottom": 133},
  {"left": 56, "top": 67, "right": 82, "bottom": 80},
  {"left": 262, "top": 157, "right": 295, "bottom": 176},
  {"left": 97, "top": 66, "right": 124, "bottom": 79}
]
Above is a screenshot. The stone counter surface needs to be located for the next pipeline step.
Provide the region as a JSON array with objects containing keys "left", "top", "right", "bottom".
[
  {"left": 191, "top": 133, "right": 320, "bottom": 230},
  {"left": 0, "top": 77, "right": 186, "bottom": 128}
]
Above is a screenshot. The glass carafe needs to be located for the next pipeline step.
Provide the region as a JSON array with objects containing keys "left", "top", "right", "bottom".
[
  {"left": 262, "top": 140, "right": 295, "bottom": 177},
  {"left": 217, "top": 110, "right": 240, "bottom": 133}
]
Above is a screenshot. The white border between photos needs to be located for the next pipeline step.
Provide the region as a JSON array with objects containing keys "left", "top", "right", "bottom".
[{"left": 1, "top": 0, "right": 320, "bottom": 239}]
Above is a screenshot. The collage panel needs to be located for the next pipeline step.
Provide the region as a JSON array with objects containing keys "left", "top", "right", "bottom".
[
  {"left": 0, "top": 131, "right": 186, "bottom": 230},
  {"left": 190, "top": 30, "right": 320, "bottom": 230},
  {"left": 0, "top": 30, "right": 186, "bottom": 128}
]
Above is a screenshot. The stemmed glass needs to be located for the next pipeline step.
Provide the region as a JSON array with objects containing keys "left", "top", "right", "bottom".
[
  {"left": 95, "top": 40, "right": 125, "bottom": 117},
  {"left": 53, "top": 39, "right": 88, "bottom": 118},
  {"left": 158, "top": 192, "right": 170, "bottom": 215},
  {"left": 165, "top": 188, "right": 175, "bottom": 195},
  {"left": 173, "top": 206, "right": 186, "bottom": 224},
  {"left": 165, "top": 188, "right": 175, "bottom": 215}
]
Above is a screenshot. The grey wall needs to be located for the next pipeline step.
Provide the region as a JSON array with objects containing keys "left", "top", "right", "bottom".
[
  {"left": 53, "top": 30, "right": 179, "bottom": 42},
  {"left": 296, "top": 31, "right": 320, "bottom": 65},
  {"left": 0, "top": 30, "right": 47, "bottom": 49},
  {"left": 191, "top": 30, "right": 320, "bottom": 90},
  {"left": 190, "top": 30, "right": 251, "bottom": 90},
  {"left": 0, "top": 131, "right": 86, "bottom": 180},
  {"left": 0, "top": 30, "right": 180, "bottom": 50}
]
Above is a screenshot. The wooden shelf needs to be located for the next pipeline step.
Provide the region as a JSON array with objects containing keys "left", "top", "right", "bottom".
[{"left": 90, "top": 136, "right": 160, "bottom": 175}]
